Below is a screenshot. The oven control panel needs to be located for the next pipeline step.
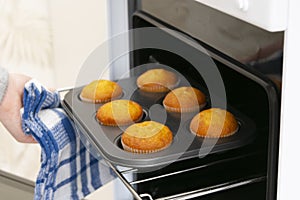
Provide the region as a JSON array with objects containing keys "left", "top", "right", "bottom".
[{"left": 195, "top": 0, "right": 287, "bottom": 32}]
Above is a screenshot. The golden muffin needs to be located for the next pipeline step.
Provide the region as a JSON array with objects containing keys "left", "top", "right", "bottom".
[
  {"left": 80, "top": 80, "right": 122, "bottom": 103},
  {"left": 163, "top": 87, "right": 206, "bottom": 113},
  {"left": 96, "top": 100, "right": 143, "bottom": 126},
  {"left": 121, "top": 121, "right": 173, "bottom": 153},
  {"left": 190, "top": 108, "right": 238, "bottom": 138},
  {"left": 136, "top": 69, "right": 179, "bottom": 92}
]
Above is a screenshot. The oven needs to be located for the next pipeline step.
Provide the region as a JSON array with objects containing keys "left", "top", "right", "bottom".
[
  {"left": 126, "top": 1, "right": 282, "bottom": 199},
  {"left": 63, "top": 0, "right": 285, "bottom": 199}
]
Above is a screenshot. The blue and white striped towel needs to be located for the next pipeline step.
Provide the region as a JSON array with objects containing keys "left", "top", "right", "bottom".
[{"left": 21, "top": 80, "right": 116, "bottom": 200}]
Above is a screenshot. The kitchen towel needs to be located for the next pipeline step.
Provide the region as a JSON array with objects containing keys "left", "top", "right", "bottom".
[{"left": 21, "top": 80, "right": 115, "bottom": 200}]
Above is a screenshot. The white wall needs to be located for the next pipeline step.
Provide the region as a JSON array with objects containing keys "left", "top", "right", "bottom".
[
  {"left": 0, "top": 0, "right": 55, "bottom": 87},
  {"left": 1, "top": 0, "right": 114, "bottom": 198},
  {"left": 49, "top": 0, "right": 109, "bottom": 88}
]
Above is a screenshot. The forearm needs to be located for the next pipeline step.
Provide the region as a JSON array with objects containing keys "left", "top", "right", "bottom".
[
  {"left": 0, "top": 72, "right": 35, "bottom": 143},
  {"left": 0, "top": 67, "right": 9, "bottom": 105}
]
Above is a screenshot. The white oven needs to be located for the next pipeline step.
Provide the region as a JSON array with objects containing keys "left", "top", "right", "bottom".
[{"left": 103, "top": 0, "right": 300, "bottom": 199}]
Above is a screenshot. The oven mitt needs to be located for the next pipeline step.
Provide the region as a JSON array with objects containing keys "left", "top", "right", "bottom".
[{"left": 21, "top": 80, "right": 116, "bottom": 200}]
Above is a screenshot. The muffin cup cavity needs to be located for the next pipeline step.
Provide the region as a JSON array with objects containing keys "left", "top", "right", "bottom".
[
  {"left": 79, "top": 92, "right": 124, "bottom": 104},
  {"left": 95, "top": 108, "right": 148, "bottom": 127},
  {"left": 121, "top": 140, "right": 172, "bottom": 154},
  {"left": 189, "top": 120, "right": 240, "bottom": 138},
  {"left": 163, "top": 102, "right": 206, "bottom": 113}
]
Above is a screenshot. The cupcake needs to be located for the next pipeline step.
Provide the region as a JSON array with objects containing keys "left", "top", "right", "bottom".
[
  {"left": 80, "top": 80, "right": 122, "bottom": 103},
  {"left": 163, "top": 87, "right": 206, "bottom": 113},
  {"left": 190, "top": 108, "right": 238, "bottom": 138},
  {"left": 121, "top": 121, "right": 173, "bottom": 153},
  {"left": 96, "top": 100, "right": 143, "bottom": 126},
  {"left": 136, "top": 69, "right": 179, "bottom": 92}
]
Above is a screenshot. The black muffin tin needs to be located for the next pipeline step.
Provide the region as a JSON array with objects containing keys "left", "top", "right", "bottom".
[{"left": 61, "top": 68, "right": 256, "bottom": 170}]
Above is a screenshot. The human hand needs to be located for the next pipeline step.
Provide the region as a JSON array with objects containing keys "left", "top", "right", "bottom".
[{"left": 0, "top": 73, "right": 36, "bottom": 143}]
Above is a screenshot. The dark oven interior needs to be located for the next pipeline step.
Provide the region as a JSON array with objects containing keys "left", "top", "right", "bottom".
[{"left": 127, "top": 1, "right": 282, "bottom": 199}]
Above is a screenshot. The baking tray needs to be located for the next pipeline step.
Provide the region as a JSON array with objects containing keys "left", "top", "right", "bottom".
[{"left": 61, "top": 71, "right": 256, "bottom": 171}]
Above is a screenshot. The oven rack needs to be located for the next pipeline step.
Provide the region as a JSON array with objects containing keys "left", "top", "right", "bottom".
[{"left": 107, "top": 160, "right": 266, "bottom": 200}]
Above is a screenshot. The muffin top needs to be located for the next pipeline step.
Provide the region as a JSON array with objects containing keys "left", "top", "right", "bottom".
[
  {"left": 121, "top": 121, "right": 173, "bottom": 152},
  {"left": 136, "top": 69, "right": 178, "bottom": 92},
  {"left": 80, "top": 80, "right": 122, "bottom": 103},
  {"left": 190, "top": 108, "right": 238, "bottom": 138},
  {"left": 96, "top": 99, "right": 143, "bottom": 126},
  {"left": 163, "top": 87, "right": 206, "bottom": 112}
]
